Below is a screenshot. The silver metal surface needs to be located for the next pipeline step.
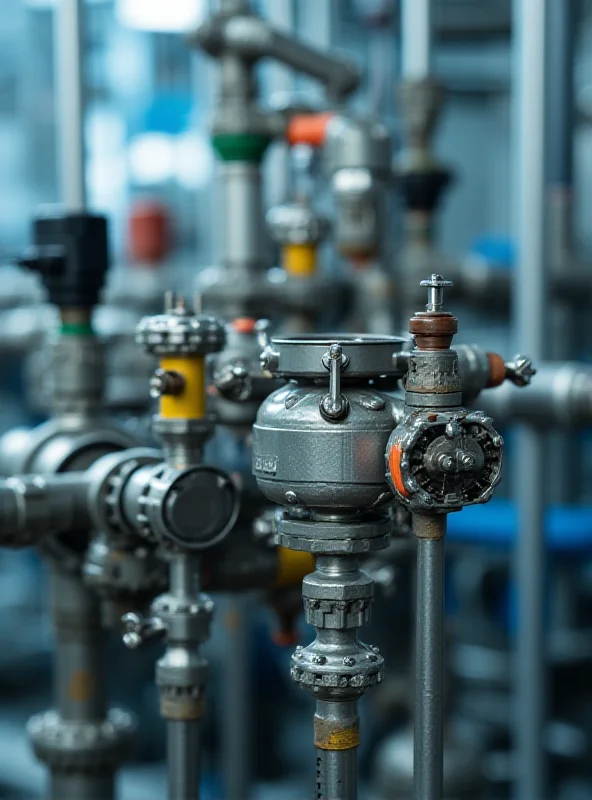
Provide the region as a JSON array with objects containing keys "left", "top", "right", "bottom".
[
  {"left": 254, "top": 382, "right": 402, "bottom": 513},
  {"left": 220, "top": 162, "right": 266, "bottom": 272},
  {"left": 475, "top": 361, "right": 592, "bottom": 427},
  {"left": 413, "top": 521, "right": 445, "bottom": 800},
  {"left": 29, "top": 567, "right": 136, "bottom": 800},
  {"left": 324, "top": 116, "right": 392, "bottom": 260},
  {"left": 195, "top": 9, "right": 360, "bottom": 101},
  {"left": 167, "top": 719, "right": 200, "bottom": 800},
  {"left": 262, "top": 333, "right": 406, "bottom": 378},
  {"left": 0, "top": 472, "right": 90, "bottom": 548},
  {"left": 315, "top": 700, "right": 358, "bottom": 800},
  {"left": 513, "top": 0, "right": 548, "bottom": 796},
  {"left": 53, "top": 0, "right": 86, "bottom": 210},
  {"left": 401, "top": 0, "right": 433, "bottom": 80},
  {"left": 221, "top": 596, "right": 252, "bottom": 800}
]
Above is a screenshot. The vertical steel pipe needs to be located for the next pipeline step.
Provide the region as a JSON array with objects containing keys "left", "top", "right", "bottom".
[
  {"left": 53, "top": 0, "right": 86, "bottom": 210},
  {"left": 50, "top": 773, "right": 114, "bottom": 800},
  {"left": 413, "top": 513, "right": 445, "bottom": 800},
  {"left": 160, "top": 552, "right": 205, "bottom": 800},
  {"left": 315, "top": 700, "right": 358, "bottom": 800},
  {"left": 512, "top": 1, "right": 548, "bottom": 797},
  {"left": 167, "top": 720, "right": 200, "bottom": 800},
  {"left": 222, "top": 596, "right": 251, "bottom": 800},
  {"left": 401, "top": 0, "right": 433, "bottom": 80},
  {"left": 546, "top": 0, "right": 576, "bottom": 502}
]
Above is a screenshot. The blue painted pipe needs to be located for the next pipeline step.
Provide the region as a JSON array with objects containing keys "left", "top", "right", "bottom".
[{"left": 447, "top": 500, "right": 592, "bottom": 552}]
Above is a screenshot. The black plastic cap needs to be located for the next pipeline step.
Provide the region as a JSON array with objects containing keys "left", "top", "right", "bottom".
[
  {"left": 163, "top": 467, "right": 240, "bottom": 550},
  {"left": 20, "top": 212, "right": 109, "bottom": 309},
  {"left": 399, "top": 168, "right": 453, "bottom": 213}
]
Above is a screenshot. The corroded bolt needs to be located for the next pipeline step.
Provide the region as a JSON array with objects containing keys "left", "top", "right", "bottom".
[
  {"left": 311, "top": 654, "right": 327, "bottom": 665},
  {"left": 343, "top": 656, "right": 356, "bottom": 666}
]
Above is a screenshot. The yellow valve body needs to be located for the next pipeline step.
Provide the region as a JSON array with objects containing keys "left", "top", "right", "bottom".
[
  {"left": 283, "top": 244, "right": 317, "bottom": 277},
  {"left": 159, "top": 356, "right": 206, "bottom": 419},
  {"left": 276, "top": 547, "right": 315, "bottom": 588}
]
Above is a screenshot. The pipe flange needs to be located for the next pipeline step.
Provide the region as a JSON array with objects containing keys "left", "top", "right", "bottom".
[
  {"left": 291, "top": 641, "right": 384, "bottom": 696},
  {"left": 86, "top": 448, "right": 162, "bottom": 540},
  {"left": 277, "top": 516, "right": 390, "bottom": 555},
  {"left": 136, "top": 310, "right": 225, "bottom": 356},
  {"left": 28, "top": 708, "right": 136, "bottom": 772},
  {"left": 151, "top": 591, "right": 214, "bottom": 642}
]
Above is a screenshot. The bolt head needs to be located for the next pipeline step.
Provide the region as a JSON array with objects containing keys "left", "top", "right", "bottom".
[
  {"left": 460, "top": 453, "right": 476, "bottom": 470},
  {"left": 122, "top": 632, "right": 143, "bottom": 650},
  {"left": 343, "top": 656, "right": 356, "bottom": 666}
]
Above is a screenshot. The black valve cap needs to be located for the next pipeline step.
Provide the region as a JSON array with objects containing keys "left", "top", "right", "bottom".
[
  {"left": 20, "top": 212, "right": 109, "bottom": 309},
  {"left": 399, "top": 168, "right": 453, "bottom": 213},
  {"left": 163, "top": 466, "right": 240, "bottom": 550}
]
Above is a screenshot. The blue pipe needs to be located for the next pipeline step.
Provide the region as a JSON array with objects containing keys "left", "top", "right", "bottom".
[{"left": 447, "top": 500, "right": 592, "bottom": 552}]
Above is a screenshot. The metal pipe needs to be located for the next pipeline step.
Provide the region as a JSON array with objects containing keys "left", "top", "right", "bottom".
[
  {"left": 51, "top": 568, "right": 107, "bottom": 723},
  {"left": 221, "top": 596, "right": 251, "bottom": 800},
  {"left": 315, "top": 699, "right": 358, "bottom": 800},
  {"left": 546, "top": 0, "right": 576, "bottom": 502},
  {"left": 413, "top": 514, "right": 445, "bottom": 800},
  {"left": 401, "top": 0, "right": 433, "bottom": 80},
  {"left": 546, "top": 0, "right": 574, "bottom": 188},
  {"left": 220, "top": 162, "right": 266, "bottom": 273},
  {"left": 167, "top": 720, "right": 200, "bottom": 800},
  {"left": 50, "top": 773, "right": 114, "bottom": 800},
  {"left": 0, "top": 472, "right": 90, "bottom": 547},
  {"left": 53, "top": 0, "right": 86, "bottom": 210},
  {"left": 512, "top": 0, "right": 548, "bottom": 797},
  {"left": 160, "top": 551, "right": 206, "bottom": 800},
  {"left": 217, "top": 16, "right": 359, "bottom": 99}
]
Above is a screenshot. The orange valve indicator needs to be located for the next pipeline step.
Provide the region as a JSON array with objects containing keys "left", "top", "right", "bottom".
[
  {"left": 230, "top": 317, "right": 257, "bottom": 334},
  {"left": 387, "top": 443, "right": 409, "bottom": 498},
  {"left": 286, "top": 112, "right": 334, "bottom": 148}
]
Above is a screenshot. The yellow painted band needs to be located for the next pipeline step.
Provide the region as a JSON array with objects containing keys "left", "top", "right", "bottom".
[
  {"left": 283, "top": 244, "right": 317, "bottom": 276},
  {"left": 275, "top": 547, "right": 315, "bottom": 588},
  {"left": 159, "top": 356, "right": 206, "bottom": 419}
]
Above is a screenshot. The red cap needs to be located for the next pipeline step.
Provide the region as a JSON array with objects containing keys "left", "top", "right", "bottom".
[{"left": 128, "top": 199, "right": 172, "bottom": 266}]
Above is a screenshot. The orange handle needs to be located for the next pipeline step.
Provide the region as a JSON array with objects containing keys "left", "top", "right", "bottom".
[{"left": 286, "top": 112, "right": 334, "bottom": 148}]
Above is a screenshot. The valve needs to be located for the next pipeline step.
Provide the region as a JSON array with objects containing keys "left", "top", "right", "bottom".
[
  {"left": 19, "top": 212, "right": 109, "bottom": 310},
  {"left": 384, "top": 273, "right": 504, "bottom": 800},
  {"left": 386, "top": 410, "right": 503, "bottom": 512}
]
